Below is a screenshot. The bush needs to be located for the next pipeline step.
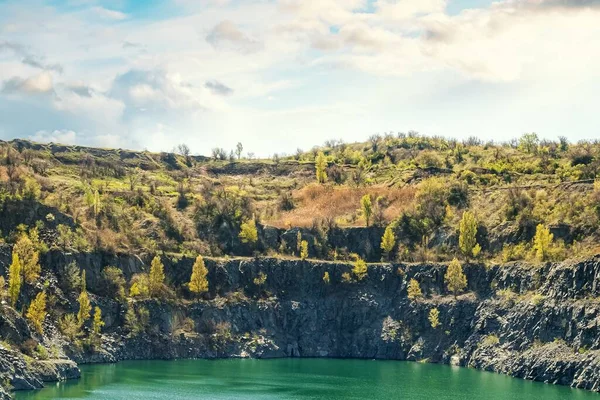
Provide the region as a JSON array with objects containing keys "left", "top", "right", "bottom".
[
  {"left": 407, "top": 279, "right": 422, "bottom": 300},
  {"left": 125, "top": 306, "right": 150, "bottom": 336},
  {"left": 102, "top": 266, "right": 126, "bottom": 300}
]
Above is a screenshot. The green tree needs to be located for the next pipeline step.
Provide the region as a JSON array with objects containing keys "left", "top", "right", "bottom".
[
  {"left": 92, "top": 306, "right": 105, "bottom": 337},
  {"left": 428, "top": 308, "right": 440, "bottom": 329},
  {"left": 315, "top": 151, "right": 327, "bottom": 183},
  {"left": 239, "top": 219, "right": 258, "bottom": 244},
  {"left": 300, "top": 240, "right": 309, "bottom": 260},
  {"left": 407, "top": 278, "right": 422, "bottom": 301},
  {"left": 323, "top": 271, "right": 330, "bottom": 284},
  {"left": 380, "top": 225, "right": 396, "bottom": 260},
  {"left": 445, "top": 258, "right": 467, "bottom": 298},
  {"left": 189, "top": 255, "right": 209, "bottom": 296},
  {"left": 8, "top": 253, "right": 22, "bottom": 307},
  {"left": 129, "top": 273, "right": 150, "bottom": 298},
  {"left": 14, "top": 235, "right": 40, "bottom": 284},
  {"left": 459, "top": 211, "right": 481, "bottom": 259},
  {"left": 59, "top": 314, "right": 80, "bottom": 341},
  {"left": 519, "top": 132, "right": 539, "bottom": 154},
  {"left": 27, "top": 291, "right": 47, "bottom": 334},
  {"left": 149, "top": 256, "right": 165, "bottom": 297},
  {"left": 352, "top": 256, "right": 368, "bottom": 281},
  {"left": 533, "top": 224, "right": 553, "bottom": 262},
  {"left": 77, "top": 271, "right": 91, "bottom": 326},
  {"left": 361, "top": 194, "right": 372, "bottom": 227}
]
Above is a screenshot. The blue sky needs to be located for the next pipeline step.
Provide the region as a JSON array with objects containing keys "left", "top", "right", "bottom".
[{"left": 1, "top": 0, "right": 599, "bottom": 156}]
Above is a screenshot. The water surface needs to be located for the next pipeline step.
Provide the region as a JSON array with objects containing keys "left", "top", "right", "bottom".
[{"left": 14, "top": 358, "right": 598, "bottom": 399}]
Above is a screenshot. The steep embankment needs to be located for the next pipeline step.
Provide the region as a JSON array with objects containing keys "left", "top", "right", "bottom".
[{"left": 3, "top": 253, "right": 600, "bottom": 398}]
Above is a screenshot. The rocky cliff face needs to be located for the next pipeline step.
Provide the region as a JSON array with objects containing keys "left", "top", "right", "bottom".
[{"left": 3, "top": 253, "right": 600, "bottom": 397}]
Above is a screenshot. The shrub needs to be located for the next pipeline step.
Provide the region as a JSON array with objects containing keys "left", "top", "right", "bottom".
[
  {"left": 459, "top": 211, "right": 481, "bottom": 259},
  {"left": 380, "top": 225, "right": 396, "bottom": 260},
  {"left": 102, "top": 266, "right": 126, "bottom": 301},
  {"left": 239, "top": 219, "right": 258, "bottom": 244},
  {"left": 149, "top": 256, "right": 166, "bottom": 298},
  {"left": 129, "top": 273, "right": 150, "bottom": 298},
  {"left": 352, "top": 256, "right": 368, "bottom": 281},
  {"left": 533, "top": 224, "right": 553, "bottom": 262},
  {"left": 360, "top": 194, "right": 372, "bottom": 227},
  {"left": 26, "top": 292, "right": 47, "bottom": 334},
  {"left": 315, "top": 151, "right": 327, "bottom": 183},
  {"left": 480, "top": 334, "right": 500, "bottom": 347},
  {"left": 8, "top": 253, "right": 22, "bottom": 307},
  {"left": 299, "top": 240, "right": 308, "bottom": 260},
  {"left": 253, "top": 272, "right": 267, "bottom": 286},
  {"left": 445, "top": 258, "right": 467, "bottom": 297},
  {"left": 189, "top": 255, "right": 209, "bottom": 296},
  {"left": 13, "top": 235, "right": 40, "bottom": 284},
  {"left": 407, "top": 279, "right": 422, "bottom": 300},
  {"left": 125, "top": 306, "right": 150, "bottom": 336},
  {"left": 92, "top": 306, "right": 105, "bottom": 340},
  {"left": 59, "top": 314, "right": 81, "bottom": 341},
  {"left": 415, "top": 178, "right": 449, "bottom": 226},
  {"left": 428, "top": 308, "right": 440, "bottom": 329}
]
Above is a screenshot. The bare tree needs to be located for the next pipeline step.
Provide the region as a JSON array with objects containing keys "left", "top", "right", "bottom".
[
  {"left": 236, "top": 142, "right": 243, "bottom": 160},
  {"left": 128, "top": 167, "right": 141, "bottom": 191}
]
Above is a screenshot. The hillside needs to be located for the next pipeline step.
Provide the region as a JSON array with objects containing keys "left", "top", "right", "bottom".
[{"left": 1, "top": 133, "right": 600, "bottom": 264}]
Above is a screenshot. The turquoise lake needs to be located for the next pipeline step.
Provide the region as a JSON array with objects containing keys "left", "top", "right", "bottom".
[{"left": 13, "top": 358, "right": 599, "bottom": 399}]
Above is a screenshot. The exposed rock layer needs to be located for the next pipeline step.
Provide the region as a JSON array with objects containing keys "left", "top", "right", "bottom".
[{"left": 3, "top": 253, "right": 600, "bottom": 397}]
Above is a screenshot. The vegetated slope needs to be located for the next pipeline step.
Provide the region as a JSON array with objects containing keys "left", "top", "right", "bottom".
[
  {"left": 1, "top": 133, "right": 600, "bottom": 264},
  {"left": 2, "top": 133, "right": 600, "bottom": 397}
]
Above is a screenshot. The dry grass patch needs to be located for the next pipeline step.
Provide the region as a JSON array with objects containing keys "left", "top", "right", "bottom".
[{"left": 267, "top": 183, "right": 416, "bottom": 228}]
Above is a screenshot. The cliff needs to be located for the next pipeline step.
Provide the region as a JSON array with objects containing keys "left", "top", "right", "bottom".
[{"left": 3, "top": 253, "right": 600, "bottom": 397}]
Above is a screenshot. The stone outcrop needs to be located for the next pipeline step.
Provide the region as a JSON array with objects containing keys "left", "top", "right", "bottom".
[{"left": 3, "top": 254, "right": 600, "bottom": 397}]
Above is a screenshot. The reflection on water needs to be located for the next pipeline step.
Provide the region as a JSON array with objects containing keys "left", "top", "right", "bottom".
[{"left": 14, "top": 358, "right": 597, "bottom": 400}]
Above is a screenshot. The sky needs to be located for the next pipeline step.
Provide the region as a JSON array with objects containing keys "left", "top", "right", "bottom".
[{"left": 1, "top": 0, "right": 599, "bottom": 156}]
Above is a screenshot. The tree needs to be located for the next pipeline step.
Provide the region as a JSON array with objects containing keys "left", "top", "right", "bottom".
[
  {"left": 445, "top": 258, "right": 467, "bottom": 298},
  {"left": 149, "top": 256, "right": 165, "bottom": 297},
  {"left": 13, "top": 235, "right": 40, "bottom": 284},
  {"left": 519, "top": 132, "right": 539, "bottom": 154},
  {"left": 8, "top": 253, "right": 22, "bottom": 307},
  {"left": 361, "top": 194, "right": 372, "bottom": 227},
  {"left": 77, "top": 271, "right": 91, "bottom": 326},
  {"left": 407, "top": 279, "right": 422, "bottom": 301},
  {"left": 59, "top": 314, "right": 80, "bottom": 341},
  {"left": 428, "top": 308, "right": 440, "bottom": 329},
  {"left": 189, "top": 255, "right": 209, "bottom": 296},
  {"left": 127, "top": 167, "right": 141, "bottom": 191},
  {"left": 315, "top": 151, "right": 327, "bottom": 183},
  {"left": 323, "top": 271, "right": 330, "bottom": 284},
  {"left": 300, "top": 240, "right": 309, "bottom": 260},
  {"left": 380, "top": 225, "right": 396, "bottom": 260},
  {"left": 129, "top": 273, "right": 150, "bottom": 298},
  {"left": 102, "top": 266, "right": 126, "bottom": 301},
  {"left": 459, "top": 211, "right": 481, "bottom": 259},
  {"left": 92, "top": 306, "right": 105, "bottom": 337},
  {"left": 352, "top": 256, "right": 368, "bottom": 281},
  {"left": 239, "top": 219, "right": 258, "bottom": 244},
  {"left": 236, "top": 142, "right": 243, "bottom": 159},
  {"left": 0, "top": 276, "right": 5, "bottom": 302},
  {"left": 27, "top": 292, "right": 47, "bottom": 334},
  {"left": 533, "top": 224, "right": 553, "bottom": 262}
]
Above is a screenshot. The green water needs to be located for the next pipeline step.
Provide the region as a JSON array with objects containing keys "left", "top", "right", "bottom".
[{"left": 13, "top": 358, "right": 598, "bottom": 399}]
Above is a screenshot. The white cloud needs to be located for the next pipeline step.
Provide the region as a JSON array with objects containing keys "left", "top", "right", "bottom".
[
  {"left": 30, "top": 129, "right": 77, "bottom": 144},
  {"left": 1, "top": 0, "right": 600, "bottom": 154},
  {"left": 90, "top": 6, "right": 127, "bottom": 21},
  {"left": 3, "top": 71, "right": 54, "bottom": 93}
]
